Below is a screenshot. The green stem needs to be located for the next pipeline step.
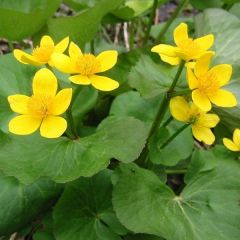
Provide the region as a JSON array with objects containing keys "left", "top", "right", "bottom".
[
  {"left": 129, "top": 21, "right": 135, "bottom": 50},
  {"left": 160, "top": 124, "right": 189, "bottom": 149},
  {"left": 8, "top": 41, "right": 14, "bottom": 52},
  {"left": 165, "top": 169, "right": 187, "bottom": 174},
  {"left": 90, "top": 39, "right": 95, "bottom": 54},
  {"left": 162, "top": 116, "right": 173, "bottom": 127},
  {"left": 155, "top": 0, "right": 189, "bottom": 43},
  {"left": 168, "top": 88, "right": 192, "bottom": 97},
  {"left": 144, "top": 0, "right": 158, "bottom": 45},
  {"left": 66, "top": 106, "right": 79, "bottom": 140},
  {"left": 137, "top": 61, "right": 185, "bottom": 166}
]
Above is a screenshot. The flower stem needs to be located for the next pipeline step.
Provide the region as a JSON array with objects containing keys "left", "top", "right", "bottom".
[
  {"left": 160, "top": 124, "right": 189, "bottom": 149},
  {"left": 90, "top": 39, "right": 95, "bottom": 54},
  {"left": 144, "top": 0, "right": 158, "bottom": 45},
  {"left": 165, "top": 169, "right": 187, "bottom": 174},
  {"left": 168, "top": 88, "right": 191, "bottom": 97},
  {"left": 155, "top": 0, "right": 189, "bottom": 43},
  {"left": 66, "top": 106, "right": 79, "bottom": 140},
  {"left": 137, "top": 61, "right": 185, "bottom": 166}
]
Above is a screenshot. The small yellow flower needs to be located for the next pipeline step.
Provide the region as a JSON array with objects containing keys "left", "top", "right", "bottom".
[
  {"left": 51, "top": 42, "right": 119, "bottom": 91},
  {"left": 187, "top": 52, "right": 237, "bottom": 111},
  {"left": 223, "top": 129, "right": 240, "bottom": 152},
  {"left": 8, "top": 68, "right": 72, "bottom": 138},
  {"left": 151, "top": 23, "right": 214, "bottom": 65},
  {"left": 13, "top": 35, "right": 69, "bottom": 66},
  {"left": 170, "top": 96, "right": 220, "bottom": 145}
]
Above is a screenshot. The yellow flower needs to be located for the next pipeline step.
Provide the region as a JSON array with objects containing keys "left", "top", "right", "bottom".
[
  {"left": 223, "top": 129, "right": 240, "bottom": 152},
  {"left": 13, "top": 35, "right": 69, "bottom": 66},
  {"left": 51, "top": 42, "right": 119, "bottom": 91},
  {"left": 151, "top": 22, "right": 214, "bottom": 65},
  {"left": 187, "top": 52, "right": 237, "bottom": 111},
  {"left": 170, "top": 96, "right": 220, "bottom": 145},
  {"left": 8, "top": 68, "right": 72, "bottom": 138}
]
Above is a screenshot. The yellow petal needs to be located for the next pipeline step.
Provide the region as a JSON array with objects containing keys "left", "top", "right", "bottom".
[
  {"left": 40, "top": 116, "right": 67, "bottom": 138},
  {"left": 192, "top": 125, "right": 215, "bottom": 145},
  {"left": 192, "top": 89, "right": 211, "bottom": 111},
  {"left": 223, "top": 138, "right": 240, "bottom": 152},
  {"left": 151, "top": 44, "right": 178, "bottom": 57},
  {"left": 174, "top": 23, "right": 188, "bottom": 47},
  {"left": 89, "top": 75, "right": 119, "bottom": 91},
  {"left": 69, "top": 75, "right": 91, "bottom": 85},
  {"left": 209, "top": 89, "right": 237, "bottom": 108},
  {"left": 233, "top": 128, "right": 240, "bottom": 147},
  {"left": 197, "top": 113, "right": 220, "bottom": 128},
  {"left": 194, "top": 52, "right": 214, "bottom": 77},
  {"left": 51, "top": 88, "right": 72, "bottom": 115},
  {"left": 51, "top": 53, "right": 77, "bottom": 73},
  {"left": 208, "top": 64, "right": 232, "bottom": 87},
  {"left": 69, "top": 41, "right": 82, "bottom": 61},
  {"left": 8, "top": 95, "right": 30, "bottom": 114},
  {"left": 160, "top": 54, "right": 180, "bottom": 65},
  {"left": 40, "top": 35, "right": 54, "bottom": 47},
  {"left": 187, "top": 68, "right": 198, "bottom": 89},
  {"left": 54, "top": 36, "right": 69, "bottom": 53},
  {"left": 96, "top": 50, "right": 118, "bottom": 72},
  {"left": 9, "top": 115, "right": 41, "bottom": 135},
  {"left": 194, "top": 34, "right": 214, "bottom": 52},
  {"left": 169, "top": 96, "right": 190, "bottom": 122},
  {"left": 32, "top": 68, "right": 58, "bottom": 97},
  {"left": 13, "top": 49, "right": 42, "bottom": 66}
]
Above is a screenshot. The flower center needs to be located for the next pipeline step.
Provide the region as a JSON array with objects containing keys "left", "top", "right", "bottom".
[
  {"left": 76, "top": 54, "right": 101, "bottom": 76},
  {"left": 188, "top": 104, "right": 201, "bottom": 124},
  {"left": 28, "top": 94, "right": 53, "bottom": 117},
  {"left": 32, "top": 45, "right": 54, "bottom": 62},
  {"left": 198, "top": 72, "right": 219, "bottom": 96},
  {"left": 178, "top": 38, "right": 200, "bottom": 61}
]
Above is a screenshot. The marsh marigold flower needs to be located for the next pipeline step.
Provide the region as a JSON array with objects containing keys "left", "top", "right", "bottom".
[
  {"left": 170, "top": 96, "right": 219, "bottom": 145},
  {"left": 151, "top": 23, "right": 214, "bottom": 65},
  {"left": 223, "top": 129, "right": 240, "bottom": 152},
  {"left": 187, "top": 52, "right": 237, "bottom": 111},
  {"left": 14, "top": 35, "right": 69, "bottom": 66},
  {"left": 8, "top": 68, "right": 72, "bottom": 138},
  {"left": 51, "top": 42, "right": 119, "bottom": 91}
]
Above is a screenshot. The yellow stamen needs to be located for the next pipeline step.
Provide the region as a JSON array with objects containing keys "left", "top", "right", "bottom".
[
  {"left": 32, "top": 45, "right": 54, "bottom": 62},
  {"left": 198, "top": 72, "right": 219, "bottom": 96},
  {"left": 178, "top": 38, "right": 200, "bottom": 60}
]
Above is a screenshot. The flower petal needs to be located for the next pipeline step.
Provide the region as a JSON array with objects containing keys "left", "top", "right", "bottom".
[
  {"left": 160, "top": 54, "right": 180, "bottom": 65},
  {"left": 69, "top": 75, "right": 91, "bottom": 85},
  {"left": 69, "top": 41, "right": 82, "bottom": 61},
  {"left": 197, "top": 113, "right": 220, "bottom": 128},
  {"left": 40, "top": 35, "right": 54, "bottom": 47},
  {"left": 51, "top": 53, "right": 77, "bottom": 73},
  {"left": 174, "top": 23, "right": 188, "bottom": 47},
  {"left": 192, "top": 89, "right": 211, "bottom": 111},
  {"left": 169, "top": 96, "right": 190, "bottom": 122},
  {"left": 54, "top": 36, "right": 69, "bottom": 53},
  {"left": 233, "top": 128, "right": 240, "bottom": 147},
  {"left": 51, "top": 88, "right": 72, "bottom": 115},
  {"left": 40, "top": 116, "right": 67, "bottom": 138},
  {"left": 192, "top": 125, "right": 215, "bottom": 145},
  {"left": 187, "top": 67, "right": 198, "bottom": 89},
  {"left": 194, "top": 52, "right": 214, "bottom": 77},
  {"left": 13, "top": 49, "right": 42, "bottom": 66},
  {"left": 223, "top": 138, "right": 240, "bottom": 152},
  {"left": 9, "top": 115, "right": 41, "bottom": 135},
  {"left": 32, "top": 68, "right": 58, "bottom": 97},
  {"left": 96, "top": 50, "right": 118, "bottom": 72},
  {"left": 8, "top": 95, "right": 30, "bottom": 114},
  {"left": 208, "top": 64, "right": 232, "bottom": 87},
  {"left": 89, "top": 75, "right": 119, "bottom": 91},
  {"left": 151, "top": 44, "right": 178, "bottom": 57},
  {"left": 194, "top": 34, "right": 214, "bottom": 52},
  {"left": 209, "top": 89, "right": 237, "bottom": 108}
]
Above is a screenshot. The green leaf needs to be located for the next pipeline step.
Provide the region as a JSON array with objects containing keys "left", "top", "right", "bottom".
[
  {"left": 129, "top": 55, "right": 187, "bottom": 98},
  {"left": 125, "top": 233, "right": 164, "bottom": 240},
  {"left": 0, "top": 173, "right": 62, "bottom": 236},
  {"left": 46, "top": 0, "right": 123, "bottom": 48},
  {"left": 0, "top": 0, "right": 61, "bottom": 40},
  {"left": 190, "top": 0, "right": 222, "bottom": 10},
  {"left": 113, "top": 158, "right": 240, "bottom": 240},
  {"left": 0, "top": 116, "right": 147, "bottom": 184},
  {"left": 53, "top": 170, "right": 127, "bottom": 240}
]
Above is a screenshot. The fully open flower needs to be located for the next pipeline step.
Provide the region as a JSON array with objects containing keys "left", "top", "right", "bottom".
[
  {"left": 170, "top": 96, "right": 220, "bottom": 144},
  {"left": 223, "top": 129, "right": 240, "bottom": 152},
  {"left": 151, "top": 22, "right": 214, "bottom": 65},
  {"left": 14, "top": 36, "right": 69, "bottom": 66},
  {"left": 51, "top": 42, "right": 119, "bottom": 91},
  {"left": 187, "top": 52, "right": 237, "bottom": 111},
  {"left": 8, "top": 68, "right": 72, "bottom": 138}
]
